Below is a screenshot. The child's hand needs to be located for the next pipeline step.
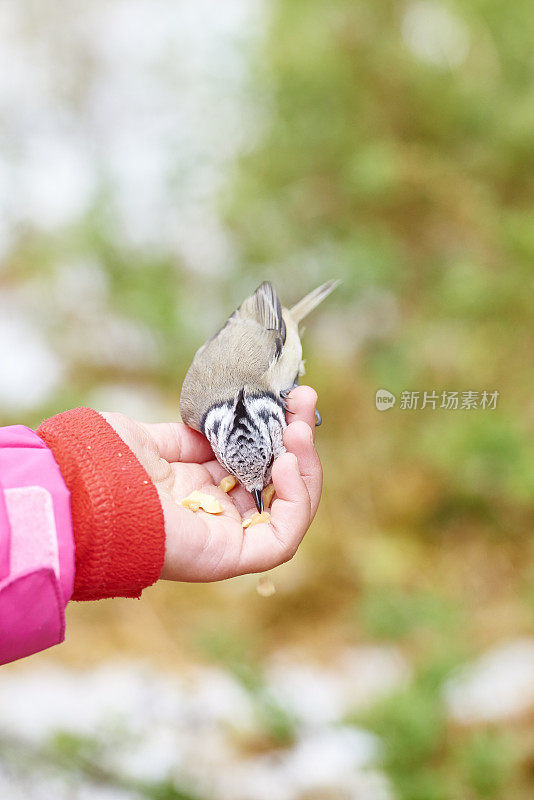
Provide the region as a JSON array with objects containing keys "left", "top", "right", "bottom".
[{"left": 102, "top": 386, "right": 322, "bottom": 581}]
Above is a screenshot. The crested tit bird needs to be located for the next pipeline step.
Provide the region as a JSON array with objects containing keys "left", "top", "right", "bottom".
[{"left": 179, "top": 280, "right": 338, "bottom": 513}]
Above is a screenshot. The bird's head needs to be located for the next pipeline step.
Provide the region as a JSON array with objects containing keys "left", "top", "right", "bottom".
[{"left": 203, "top": 388, "right": 286, "bottom": 511}]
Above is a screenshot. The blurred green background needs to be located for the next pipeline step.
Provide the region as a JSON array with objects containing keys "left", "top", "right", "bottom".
[{"left": 1, "top": 1, "right": 534, "bottom": 798}]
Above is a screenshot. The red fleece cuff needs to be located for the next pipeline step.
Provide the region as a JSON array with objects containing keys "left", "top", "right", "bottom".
[{"left": 37, "top": 408, "right": 165, "bottom": 601}]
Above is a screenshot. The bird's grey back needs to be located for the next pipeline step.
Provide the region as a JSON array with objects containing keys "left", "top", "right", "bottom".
[{"left": 179, "top": 283, "right": 286, "bottom": 431}]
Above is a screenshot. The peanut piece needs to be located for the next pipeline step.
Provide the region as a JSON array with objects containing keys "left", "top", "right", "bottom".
[
  {"left": 180, "top": 490, "right": 224, "bottom": 514},
  {"left": 242, "top": 511, "right": 271, "bottom": 529},
  {"left": 183, "top": 499, "right": 201, "bottom": 511},
  {"left": 262, "top": 483, "right": 275, "bottom": 508},
  {"left": 256, "top": 577, "right": 276, "bottom": 597},
  {"left": 219, "top": 475, "right": 237, "bottom": 493}
]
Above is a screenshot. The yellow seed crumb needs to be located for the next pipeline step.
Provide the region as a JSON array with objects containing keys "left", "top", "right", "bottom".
[
  {"left": 218, "top": 475, "right": 237, "bottom": 493},
  {"left": 257, "top": 577, "right": 276, "bottom": 597},
  {"left": 242, "top": 511, "right": 271, "bottom": 529},
  {"left": 262, "top": 483, "right": 275, "bottom": 508},
  {"left": 180, "top": 490, "right": 224, "bottom": 514}
]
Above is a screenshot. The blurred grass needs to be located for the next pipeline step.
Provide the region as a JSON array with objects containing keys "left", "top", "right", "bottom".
[
  {"left": 353, "top": 656, "right": 522, "bottom": 800},
  {"left": 0, "top": 730, "right": 205, "bottom": 800}
]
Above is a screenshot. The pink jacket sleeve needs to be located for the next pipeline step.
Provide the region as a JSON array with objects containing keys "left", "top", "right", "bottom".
[{"left": 0, "top": 425, "right": 75, "bottom": 666}]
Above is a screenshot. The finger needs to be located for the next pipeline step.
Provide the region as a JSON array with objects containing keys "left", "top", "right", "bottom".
[
  {"left": 237, "top": 451, "right": 311, "bottom": 573},
  {"left": 285, "top": 385, "right": 318, "bottom": 438},
  {"left": 283, "top": 420, "right": 323, "bottom": 519},
  {"left": 140, "top": 422, "right": 213, "bottom": 463}
]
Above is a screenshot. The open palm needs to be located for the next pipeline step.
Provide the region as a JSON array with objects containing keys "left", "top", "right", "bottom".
[{"left": 102, "top": 386, "right": 322, "bottom": 582}]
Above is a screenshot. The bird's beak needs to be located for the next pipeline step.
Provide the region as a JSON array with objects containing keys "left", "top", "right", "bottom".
[{"left": 252, "top": 488, "right": 263, "bottom": 514}]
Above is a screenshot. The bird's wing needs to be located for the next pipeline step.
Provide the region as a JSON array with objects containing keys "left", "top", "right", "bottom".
[
  {"left": 182, "top": 284, "right": 286, "bottom": 413},
  {"left": 179, "top": 283, "right": 288, "bottom": 430},
  {"left": 236, "top": 281, "right": 286, "bottom": 361}
]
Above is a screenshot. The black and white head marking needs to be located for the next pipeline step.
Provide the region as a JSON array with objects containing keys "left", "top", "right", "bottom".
[{"left": 202, "top": 389, "right": 286, "bottom": 492}]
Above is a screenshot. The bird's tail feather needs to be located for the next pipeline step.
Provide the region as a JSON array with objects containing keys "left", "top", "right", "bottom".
[{"left": 289, "top": 279, "right": 340, "bottom": 324}]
